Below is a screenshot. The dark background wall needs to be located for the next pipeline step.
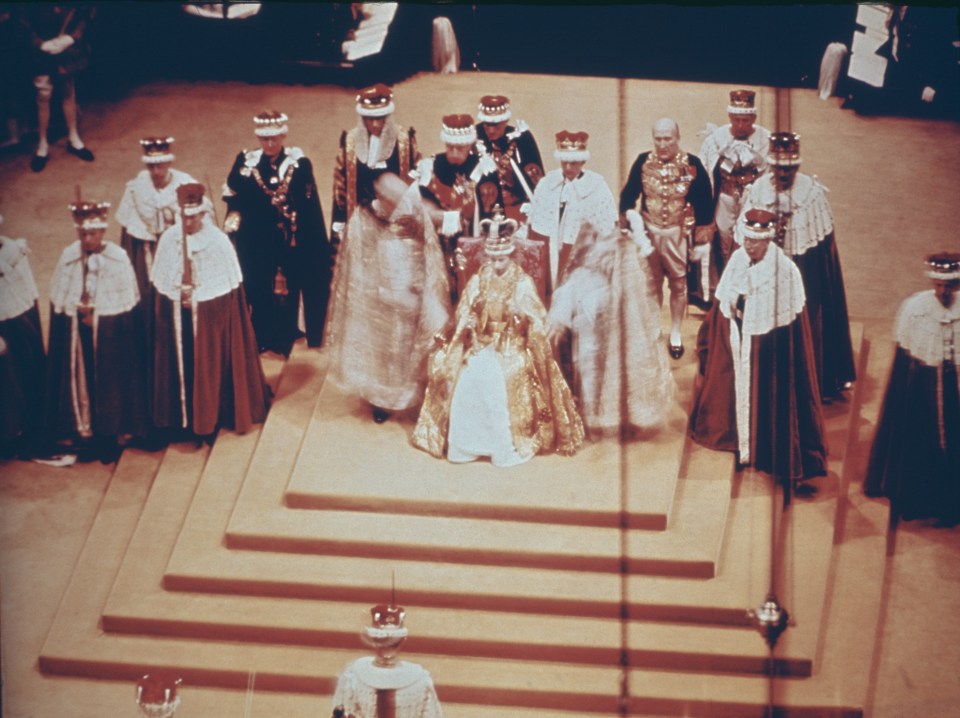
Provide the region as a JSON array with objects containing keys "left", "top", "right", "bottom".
[
  {"left": 5, "top": 2, "right": 957, "bottom": 106},
  {"left": 13, "top": 3, "right": 865, "bottom": 93}
]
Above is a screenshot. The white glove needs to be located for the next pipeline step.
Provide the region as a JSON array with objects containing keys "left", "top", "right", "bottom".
[
  {"left": 40, "top": 34, "right": 75, "bottom": 55},
  {"left": 471, "top": 153, "right": 497, "bottom": 180},
  {"left": 690, "top": 243, "right": 711, "bottom": 263},
  {"left": 441, "top": 211, "right": 461, "bottom": 237},
  {"left": 624, "top": 209, "right": 654, "bottom": 257},
  {"left": 330, "top": 221, "right": 345, "bottom": 244},
  {"left": 625, "top": 209, "right": 644, "bottom": 234},
  {"left": 921, "top": 86, "right": 936, "bottom": 103}
]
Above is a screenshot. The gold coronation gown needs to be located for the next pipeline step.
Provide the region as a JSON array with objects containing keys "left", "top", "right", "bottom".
[{"left": 413, "top": 259, "right": 584, "bottom": 466}]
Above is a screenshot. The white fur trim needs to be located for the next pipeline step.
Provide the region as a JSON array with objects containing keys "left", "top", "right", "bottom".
[
  {"left": 768, "top": 155, "right": 801, "bottom": 166},
  {"left": 152, "top": 219, "right": 242, "bottom": 303},
  {"left": 925, "top": 269, "right": 960, "bottom": 281},
  {"left": 715, "top": 244, "right": 806, "bottom": 336},
  {"left": 0, "top": 237, "right": 39, "bottom": 320},
  {"left": 736, "top": 173, "right": 833, "bottom": 256},
  {"left": 727, "top": 105, "right": 758, "bottom": 115},
  {"left": 142, "top": 153, "right": 175, "bottom": 164},
  {"left": 49, "top": 242, "right": 139, "bottom": 317},
  {"left": 715, "top": 244, "right": 806, "bottom": 462},
  {"left": 477, "top": 107, "right": 511, "bottom": 123},
  {"left": 357, "top": 101, "right": 395, "bottom": 118},
  {"left": 895, "top": 289, "right": 960, "bottom": 367},
  {"left": 254, "top": 125, "right": 288, "bottom": 137},
  {"left": 440, "top": 127, "right": 476, "bottom": 145},
  {"left": 553, "top": 149, "right": 590, "bottom": 162}
]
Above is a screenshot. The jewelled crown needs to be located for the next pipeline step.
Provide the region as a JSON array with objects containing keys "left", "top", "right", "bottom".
[
  {"left": 253, "top": 110, "right": 288, "bottom": 137},
  {"left": 480, "top": 205, "right": 518, "bottom": 257},
  {"left": 768, "top": 131, "right": 801, "bottom": 166},
  {"left": 440, "top": 113, "right": 477, "bottom": 145},
  {"left": 356, "top": 84, "right": 395, "bottom": 117},
  {"left": 741, "top": 209, "right": 778, "bottom": 240},
  {"left": 727, "top": 89, "right": 757, "bottom": 115},
  {"left": 363, "top": 602, "right": 409, "bottom": 644},
  {"left": 554, "top": 130, "right": 590, "bottom": 162},
  {"left": 136, "top": 672, "right": 182, "bottom": 706},
  {"left": 140, "top": 136, "right": 175, "bottom": 164},
  {"left": 176, "top": 182, "right": 206, "bottom": 216},
  {"left": 69, "top": 200, "right": 111, "bottom": 229},
  {"left": 477, "top": 94, "right": 511, "bottom": 124},
  {"left": 925, "top": 251, "right": 960, "bottom": 281}
]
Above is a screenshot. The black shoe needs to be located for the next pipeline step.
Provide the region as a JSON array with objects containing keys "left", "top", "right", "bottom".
[
  {"left": 688, "top": 296, "right": 713, "bottom": 312},
  {"left": 793, "top": 482, "right": 818, "bottom": 498},
  {"left": 67, "top": 143, "right": 95, "bottom": 161},
  {"left": 372, "top": 407, "right": 390, "bottom": 424},
  {"left": 30, "top": 153, "right": 48, "bottom": 172},
  {"left": 668, "top": 342, "right": 685, "bottom": 360},
  {"left": 99, "top": 442, "right": 122, "bottom": 464}
]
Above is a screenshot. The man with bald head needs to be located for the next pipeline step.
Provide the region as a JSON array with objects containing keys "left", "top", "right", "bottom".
[{"left": 619, "top": 117, "right": 713, "bottom": 358}]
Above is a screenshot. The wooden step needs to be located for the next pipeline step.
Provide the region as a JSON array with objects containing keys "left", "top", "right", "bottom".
[
  {"left": 38, "top": 326, "right": 867, "bottom": 716},
  {"left": 281, "top": 382, "right": 686, "bottom": 530},
  {"left": 224, "top": 480, "right": 729, "bottom": 577}
]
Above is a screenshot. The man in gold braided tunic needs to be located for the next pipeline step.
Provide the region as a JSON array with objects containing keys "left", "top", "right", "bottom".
[
  {"left": 331, "top": 84, "right": 420, "bottom": 245},
  {"left": 413, "top": 211, "right": 584, "bottom": 466},
  {"left": 619, "top": 117, "right": 714, "bottom": 359}
]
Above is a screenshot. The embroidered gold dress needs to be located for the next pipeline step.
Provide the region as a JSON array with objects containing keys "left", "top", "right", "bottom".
[{"left": 413, "top": 260, "right": 584, "bottom": 465}]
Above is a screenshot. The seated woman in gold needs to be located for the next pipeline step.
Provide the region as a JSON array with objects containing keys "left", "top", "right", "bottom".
[{"left": 413, "top": 211, "right": 584, "bottom": 466}]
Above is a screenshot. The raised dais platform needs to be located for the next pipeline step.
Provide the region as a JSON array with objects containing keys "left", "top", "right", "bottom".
[{"left": 39, "top": 321, "right": 869, "bottom": 716}]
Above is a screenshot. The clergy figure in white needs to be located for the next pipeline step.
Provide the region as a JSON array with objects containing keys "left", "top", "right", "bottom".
[{"left": 528, "top": 130, "right": 617, "bottom": 295}]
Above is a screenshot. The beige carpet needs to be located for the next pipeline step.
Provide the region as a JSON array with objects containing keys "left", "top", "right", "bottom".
[{"left": 1, "top": 70, "right": 959, "bottom": 716}]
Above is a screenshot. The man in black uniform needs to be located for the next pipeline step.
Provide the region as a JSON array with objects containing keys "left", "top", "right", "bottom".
[
  {"left": 331, "top": 84, "right": 420, "bottom": 245},
  {"left": 417, "top": 113, "right": 480, "bottom": 300},
  {"left": 472, "top": 94, "right": 544, "bottom": 226},
  {"left": 223, "top": 110, "right": 332, "bottom": 356},
  {"left": 619, "top": 117, "right": 714, "bottom": 359}
]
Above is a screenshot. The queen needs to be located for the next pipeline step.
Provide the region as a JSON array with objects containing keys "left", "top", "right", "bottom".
[{"left": 413, "top": 210, "right": 584, "bottom": 466}]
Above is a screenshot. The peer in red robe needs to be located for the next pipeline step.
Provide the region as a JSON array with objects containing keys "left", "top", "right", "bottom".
[
  {"left": 151, "top": 184, "right": 269, "bottom": 439},
  {"left": 45, "top": 201, "right": 149, "bottom": 462},
  {"left": 864, "top": 253, "right": 960, "bottom": 526},
  {"left": 690, "top": 210, "right": 827, "bottom": 499}
]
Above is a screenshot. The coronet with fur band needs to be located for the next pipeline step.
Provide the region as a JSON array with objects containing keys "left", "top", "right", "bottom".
[
  {"left": 741, "top": 208, "right": 778, "bottom": 240},
  {"left": 477, "top": 94, "right": 511, "bottom": 124},
  {"left": 364, "top": 603, "right": 408, "bottom": 643},
  {"left": 727, "top": 89, "right": 758, "bottom": 115},
  {"left": 69, "top": 200, "right": 111, "bottom": 230},
  {"left": 768, "top": 131, "right": 801, "bottom": 166},
  {"left": 440, "top": 113, "right": 476, "bottom": 145},
  {"left": 356, "top": 84, "right": 395, "bottom": 117},
  {"left": 554, "top": 130, "right": 590, "bottom": 162},
  {"left": 253, "top": 110, "right": 288, "bottom": 137},
  {"left": 140, "top": 136, "right": 175, "bottom": 164},
  {"left": 176, "top": 182, "right": 207, "bottom": 216},
  {"left": 924, "top": 251, "right": 960, "bottom": 281}
]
